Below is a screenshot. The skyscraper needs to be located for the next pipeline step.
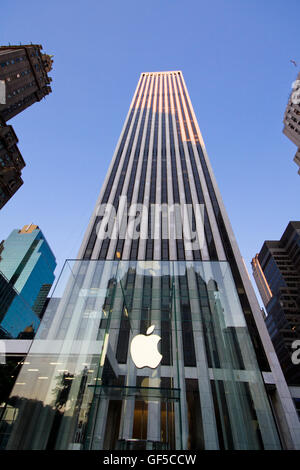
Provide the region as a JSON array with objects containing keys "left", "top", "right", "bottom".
[
  {"left": 0, "top": 223, "right": 57, "bottom": 338},
  {"left": 1, "top": 72, "right": 300, "bottom": 450},
  {"left": 0, "top": 224, "right": 57, "bottom": 413},
  {"left": 252, "top": 222, "right": 300, "bottom": 387},
  {"left": 0, "top": 44, "right": 53, "bottom": 122},
  {"left": 0, "top": 44, "right": 53, "bottom": 208}
]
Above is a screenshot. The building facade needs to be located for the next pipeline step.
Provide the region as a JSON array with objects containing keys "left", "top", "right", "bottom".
[
  {"left": 0, "top": 223, "right": 57, "bottom": 338},
  {"left": 252, "top": 222, "right": 300, "bottom": 387},
  {"left": 283, "top": 71, "right": 300, "bottom": 175},
  {"left": 0, "top": 124, "right": 25, "bottom": 209},
  {"left": 0, "top": 44, "right": 53, "bottom": 208},
  {"left": 0, "top": 44, "right": 53, "bottom": 122},
  {"left": 1, "top": 72, "right": 300, "bottom": 450}
]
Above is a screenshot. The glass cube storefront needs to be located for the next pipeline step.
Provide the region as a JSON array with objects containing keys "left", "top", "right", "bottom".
[{"left": 0, "top": 260, "right": 281, "bottom": 450}]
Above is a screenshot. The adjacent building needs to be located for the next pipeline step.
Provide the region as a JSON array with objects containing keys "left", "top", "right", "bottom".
[
  {"left": 0, "top": 44, "right": 53, "bottom": 122},
  {"left": 0, "top": 124, "right": 25, "bottom": 209},
  {"left": 283, "top": 71, "right": 300, "bottom": 174},
  {"left": 0, "top": 224, "right": 56, "bottom": 417},
  {"left": 1, "top": 72, "right": 300, "bottom": 450},
  {"left": 0, "top": 44, "right": 53, "bottom": 208},
  {"left": 0, "top": 223, "right": 57, "bottom": 338},
  {"left": 252, "top": 222, "right": 300, "bottom": 387}
]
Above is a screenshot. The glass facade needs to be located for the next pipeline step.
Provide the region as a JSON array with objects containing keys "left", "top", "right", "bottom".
[
  {"left": 0, "top": 226, "right": 56, "bottom": 338},
  {"left": 0, "top": 260, "right": 281, "bottom": 450}
]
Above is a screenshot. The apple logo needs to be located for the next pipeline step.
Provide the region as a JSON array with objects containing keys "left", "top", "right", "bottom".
[{"left": 130, "top": 325, "right": 162, "bottom": 369}]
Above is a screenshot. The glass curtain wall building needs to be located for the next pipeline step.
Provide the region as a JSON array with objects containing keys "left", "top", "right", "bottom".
[
  {"left": 1, "top": 72, "right": 300, "bottom": 450},
  {"left": 0, "top": 223, "right": 56, "bottom": 338}
]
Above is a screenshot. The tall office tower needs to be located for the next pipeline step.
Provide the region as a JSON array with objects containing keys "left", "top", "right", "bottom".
[
  {"left": 0, "top": 223, "right": 57, "bottom": 338},
  {"left": 283, "top": 71, "right": 300, "bottom": 175},
  {"left": 252, "top": 222, "right": 300, "bottom": 387},
  {"left": 0, "top": 124, "right": 24, "bottom": 209},
  {"left": 0, "top": 44, "right": 53, "bottom": 208},
  {"left": 1, "top": 72, "right": 300, "bottom": 451},
  {"left": 0, "top": 44, "right": 53, "bottom": 122}
]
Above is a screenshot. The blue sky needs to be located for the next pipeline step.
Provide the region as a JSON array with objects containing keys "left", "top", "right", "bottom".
[{"left": 0, "top": 0, "right": 299, "bottom": 305}]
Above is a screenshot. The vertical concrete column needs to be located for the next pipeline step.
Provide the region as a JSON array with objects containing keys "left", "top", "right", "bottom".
[
  {"left": 186, "top": 265, "right": 219, "bottom": 449},
  {"left": 172, "top": 265, "right": 189, "bottom": 449}
]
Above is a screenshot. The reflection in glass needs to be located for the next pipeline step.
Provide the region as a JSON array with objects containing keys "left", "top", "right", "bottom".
[{"left": 0, "top": 260, "right": 281, "bottom": 450}]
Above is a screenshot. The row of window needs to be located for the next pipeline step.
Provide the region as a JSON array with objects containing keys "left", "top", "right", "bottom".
[
  {"left": 3, "top": 93, "right": 35, "bottom": 117},
  {"left": 81, "top": 73, "right": 272, "bottom": 371},
  {"left": 7, "top": 81, "right": 35, "bottom": 99},
  {"left": 84, "top": 73, "right": 215, "bottom": 262},
  {"left": 83, "top": 77, "right": 147, "bottom": 260},
  {"left": 115, "top": 90, "right": 150, "bottom": 259},
  {"left": 173, "top": 76, "right": 271, "bottom": 371},
  {"left": 30, "top": 49, "right": 40, "bottom": 57},
  {"left": 169, "top": 74, "right": 201, "bottom": 260},
  {"left": 287, "top": 122, "right": 300, "bottom": 135},
  {"left": 0, "top": 153, "right": 13, "bottom": 167},
  {"left": 5, "top": 68, "right": 32, "bottom": 84},
  {"left": 176, "top": 74, "right": 218, "bottom": 259},
  {"left": 0, "top": 56, "right": 25, "bottom": 68},
  {"left": 131, "top": 77, "right": 158, "bottom": 261},
  {"left": 145, "top": 77, "right": 159, "bottom": 261},
  {"left": 0, "top": 188, "right": 7, "bottom": 203}
]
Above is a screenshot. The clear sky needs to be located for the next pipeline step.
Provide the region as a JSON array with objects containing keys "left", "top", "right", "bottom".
[{"left": 0, "top": 0, "right": 299, "bottom": 305}]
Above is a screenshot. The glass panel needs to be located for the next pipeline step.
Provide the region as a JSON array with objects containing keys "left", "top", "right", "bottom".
[
  {"left": 0, "top": 271, "right": 40, "bottom": 339},
  {"left": 0, "top": 260, "right": 281, "bottom": 450}
]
